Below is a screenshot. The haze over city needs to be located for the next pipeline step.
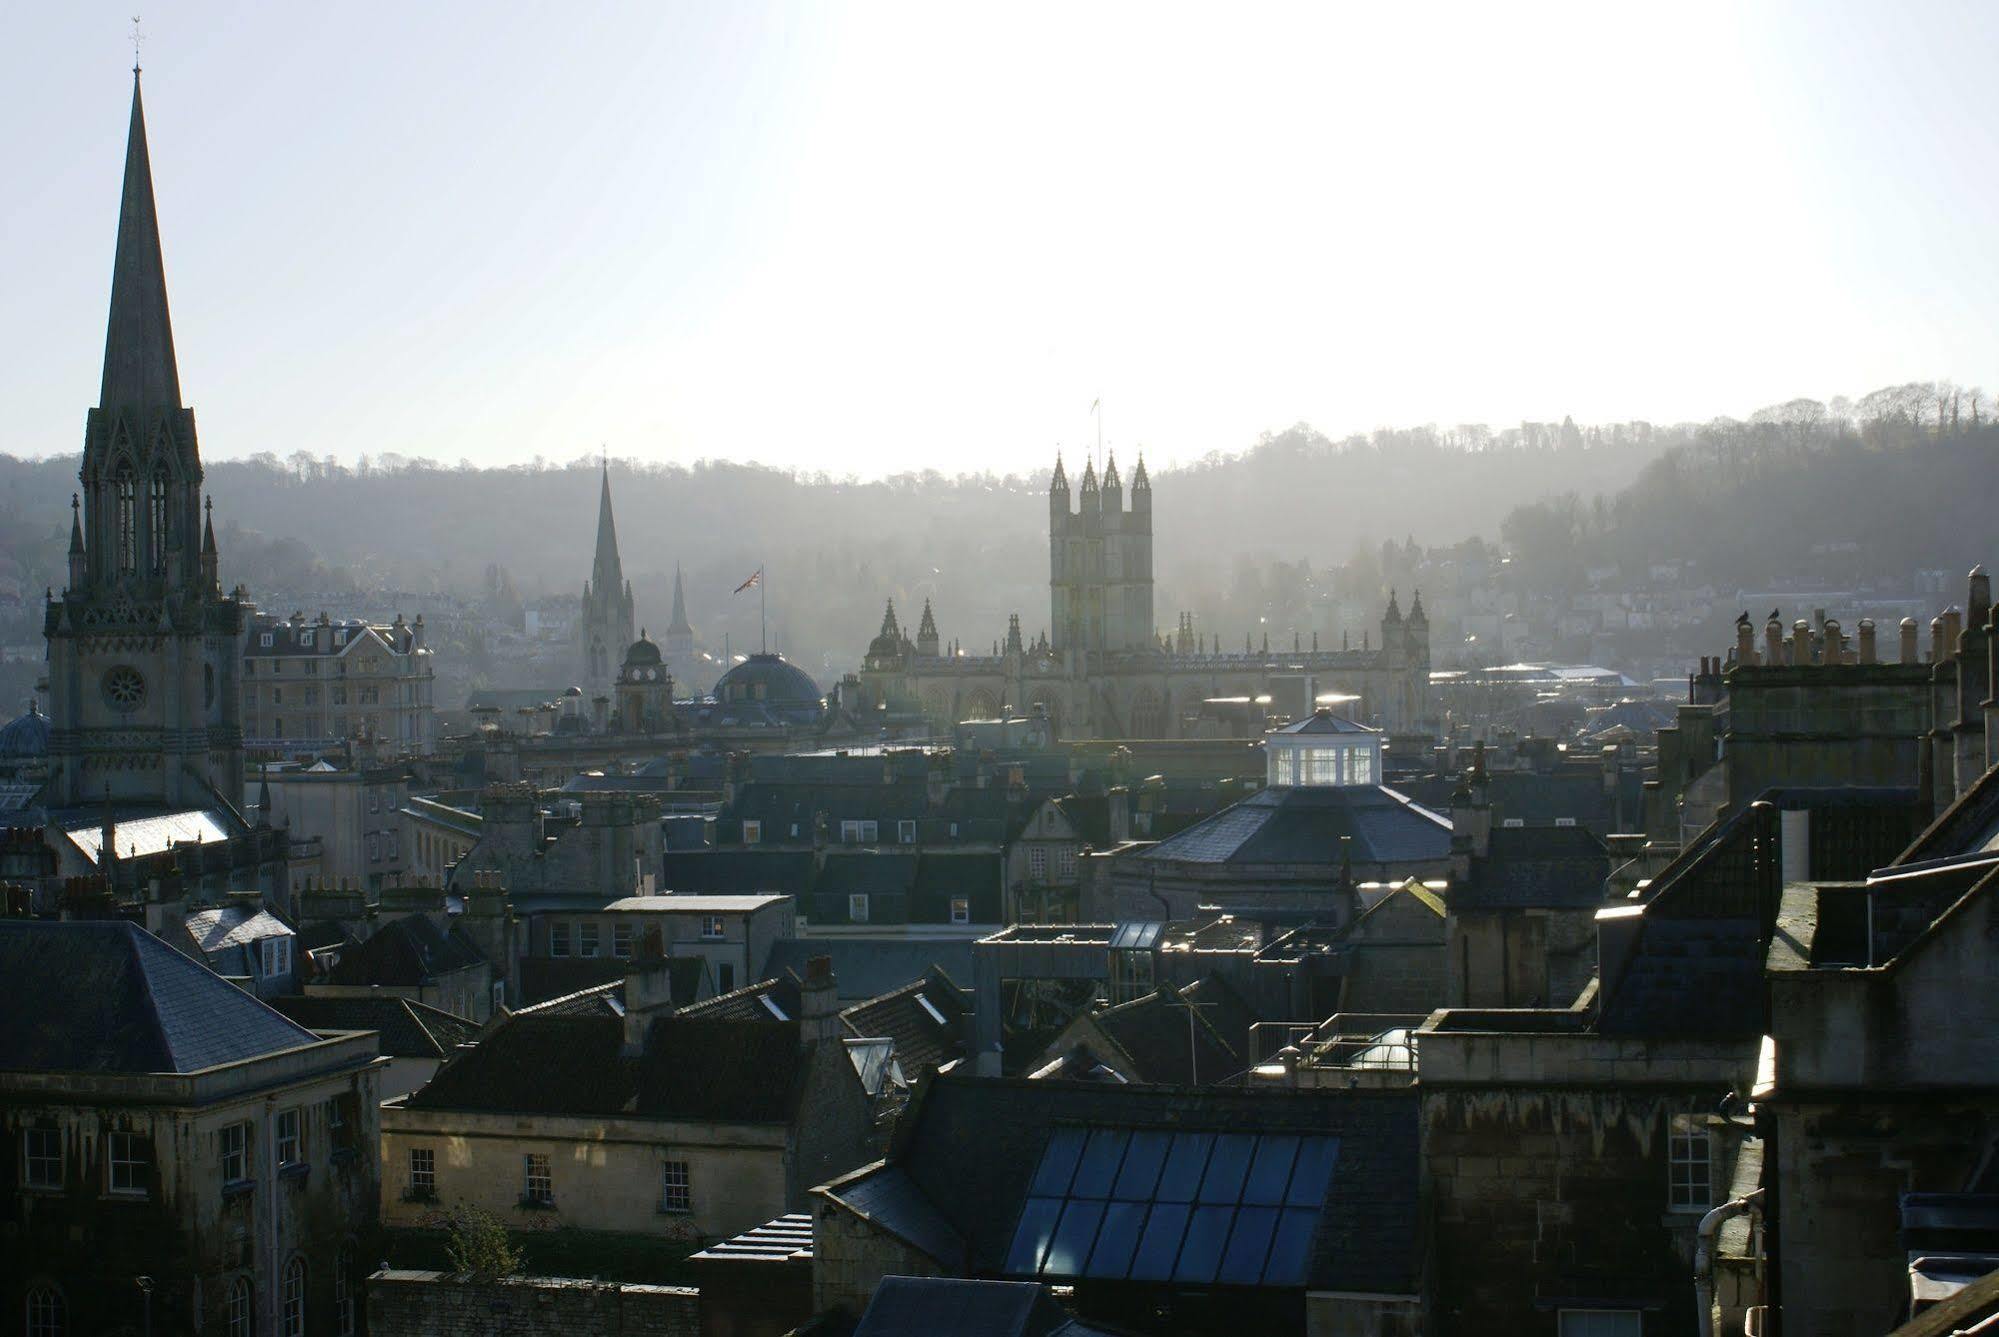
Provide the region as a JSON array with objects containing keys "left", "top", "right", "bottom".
[{"left": 3, "top": 1, "right": 1996, "bottom": 477}]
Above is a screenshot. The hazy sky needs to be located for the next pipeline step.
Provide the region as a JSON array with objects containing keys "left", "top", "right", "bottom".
[{"left": 3, "top": 3, "right": 1995, "bottom": 478}]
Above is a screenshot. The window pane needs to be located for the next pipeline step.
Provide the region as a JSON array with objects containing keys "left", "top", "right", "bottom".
[
  {"left": 1128, "top": 1202, "right": 1190, "bottom": 1281},
  {"left": 1069, "top": 1129, "right": 1129, "bottom": 1199},
  {"left": 1084, "top": 1201, "right": 1149, "bottom": 1280},
  {"left": 1243, "top": 1135, "right": 1300, "bottom": 1205},
  {"left": 1218, "top": 1205, "right": 1279, "bottom": 1284},
  {"left": 1174, "top": 1204, "right": 1236, "bottom": 1282},
  {"left": 1042, "top": 1199, "right": 1106, "bottom": 1276},
  {"left": 1262, "top": 1207, "right": 1321, "bottom": 1284},
  {"left": 1198, "top": 1133, "right": 1255, "bottom": 1203},
  {"left": 1004, "top": 1197, "right": 1064, "bottom": 1275},
  {"left": 1156, "top": 1132, "right": 1214, "bottom": 1203},
  {"left": 1114, "top": 1130, "right": 1171, "bottom": 1200},
  {"left": 1284, "top": 1136, "right": 1340, "bottom": 1206},
  {"left": 1029, "top": 1128, "right": 1088, "bottom": 1197}
]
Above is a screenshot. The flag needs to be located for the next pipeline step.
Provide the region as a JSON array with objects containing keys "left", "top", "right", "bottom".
[
  {"left": 1090, "top": 398, "right": 1100, "bottom": 415},
  {"left": 734, "top": 568, "right": 762, "bottom": 594}
]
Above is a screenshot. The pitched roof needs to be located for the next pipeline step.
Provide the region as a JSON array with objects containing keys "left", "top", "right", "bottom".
[
  {"left": 1140, "top": 785, "right": 1451, "bottom": 867},
  {"left": 660, "top": 849, "right": 816, "bottom": 896},
  {"left": 852, "top": 1276, "right": 1085, "bottom": 1337},
  {"left": 325, "top": 915, "right": 486, "bottom": 987},
  {"left": 270, "top": 994, "right": 479, "bottom": 1060},
  {"left": 842, "top": 970, "right": 968, "bottom": 1074},
  {"left": 681, "top": 972, "right": 802, "bottom": 1023},
  {"left": 1089, "top": 976, "right": 1260, "bottom": 1085},
  {"left": 1454, "top": 824, "right": 1609, "bottom": 910},
  {"left": 405, "top": 1012, "right": 815, "bottom": 1123},
  {"left": 0, "top": 920, "right": 319, "bottom": 1073},
  {"left": 886, "top": 1074, "right": 1421, "bottom": 1295},
  {"left": 763, "top": 936, "right": 978, "bottom": 1003},
  {"left": 99, "top": 72, "right": 181, "bottom": 412},
  {"left": 185, "top": 905, "right": 294, "bottom": 954}
]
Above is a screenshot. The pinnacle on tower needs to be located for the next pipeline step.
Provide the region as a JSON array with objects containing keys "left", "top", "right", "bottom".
[
  {"left": 1409, "top": 589, "right": 1426, "bottom": 621},
  {"left": 879, "top": 600, "right": 900, "bottom": 639},
  {"left": 1132, "top": 452, "right": 1150, "bottom": 488},
  {"left": 591, "top": 463, "right": 625, "bottom": 597},
  {"left": 1050, "top": 453, "right": 1069, "bottom": 491},
  {"left": 100, "top": 70, "right": 182, "bottom": 416},
  {"left": 1384, "top": 589, "right": 1403, "bottom": 623},
  {"left": 1080, "top": 457, "right": 1098, "bottom": 491},
  {"left": 1103, "top": 450, "right": 1120, "bottom": 490}
]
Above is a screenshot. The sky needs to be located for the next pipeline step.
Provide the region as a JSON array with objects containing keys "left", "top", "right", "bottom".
[{"left": 1, "top": 2, "right": 1995, "bottom": 479}]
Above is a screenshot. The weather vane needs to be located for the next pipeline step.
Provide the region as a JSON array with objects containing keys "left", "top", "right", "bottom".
[{"left": 130, "top": 15, "right": 144, "bottom": 72}]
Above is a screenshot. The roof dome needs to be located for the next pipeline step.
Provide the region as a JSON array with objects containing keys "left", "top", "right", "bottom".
[
  {"left": 623, "top": 631, "right": 664, "bottom": 668},
  {"left": 0, "top": 701, "right": 50, "bottom": 759},
  {"left": 714, "top": 653, "right": 821, "bottom": 707}
]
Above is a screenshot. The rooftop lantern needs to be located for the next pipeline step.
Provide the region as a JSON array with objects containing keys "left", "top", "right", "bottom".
[{"left": 1264, "top": 707, "right": 1383, "bottom": 787}]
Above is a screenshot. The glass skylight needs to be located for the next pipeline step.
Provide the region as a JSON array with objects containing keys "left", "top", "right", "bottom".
[{"left": 1004, "top": 1127, "right": 1338, "bottom": 1287}]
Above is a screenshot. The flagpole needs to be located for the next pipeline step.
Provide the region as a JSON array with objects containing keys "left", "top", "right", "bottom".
[{"left": 760, "top": 562, "right": 767, "bottom": 655}]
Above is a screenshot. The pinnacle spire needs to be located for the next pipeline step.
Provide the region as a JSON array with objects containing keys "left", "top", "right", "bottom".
[
  {"left": 69, "top": 495, "right": 84, "bottom": 554},
  {"left": 1051, "top": 453, "right": 1068, "bottom": 491},
  {"left": 591, "top": 462, "right": 625, "bottom": 596},
  {"left": 1103, "top": 450, "right": 1120, "bottom": 489},
  {"left": 1132, "top": 452, "right": 1150, "bottom": 488},
  {"left": 100, "top": 70, "right": 181, "bottom": 414},
  {"left": 667, "top": 562, "right": 693, "bottom": 636},
  {"left": 918, "top": 599, "right": 938, "bottom": 639}
]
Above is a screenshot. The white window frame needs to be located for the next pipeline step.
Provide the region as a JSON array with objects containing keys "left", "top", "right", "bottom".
[
  {"left": 899, "top": 818, "right": 918, "bottom": 844},
  {"left": 107, "top": 1130, "right": 148, "bottom": 1194},
  {"left": 1029, "top": 846, "right": 1048, "bottom": 880},
  {"left": 951, "top": 897, "right": 970, "bottom": 925},
  {"left": 700, "top": 915, "right": 726, "bottom": 940},
  {"left": 613, "top": 921, "right": 634, "bottom": 958},
  {"left": 22, "top": 1127, "right": 61, "bottom": 1189},
  {"left": 25, "top": 1285, "right": 64, "bottom": 1337},
  {"left": 1668, "top": 1114, "right": 1711, "bottom": 1212},
  {"left": 741, "top": 819, "right": 762, "bottom": 845},
  {"left": 226, "top": 1276, "right": 252, "bottom": 1337},
  {"left": 522, "top": 1152, "right": 554, "bottom": 1206},
  {"left": 261, "top": 936, "right": 292, "bottom": 979},
  {"left": 281, "top": 1258, "right": 306, "bottom": 1337},
  {"left": 409, "top": 1146, "right": 436, "bottom": 1197},
  {"left": 221, "top": 1120, "right": 251, "bottom": 1185},
  {"left": 848, "top": 893, "right": 870, "bottom": 923},
  {"left": 276, "top": 1108, "right": 302, "bottom": 1167},
  {"left": 659, "top": 1159, "right": 692, "bottom": 1213},
  {"left": 1058, "top": 847, "right": 1078, "bottom": 879},
  {"left": 550, "top": 921, "right": 572, "bottom": 958},
  {"left": 578, "top": 921, "right": 602, "bottom": 959}
]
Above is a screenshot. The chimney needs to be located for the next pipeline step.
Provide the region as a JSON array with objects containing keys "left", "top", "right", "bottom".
[
  {"left": 1971, "top": 565, "right": 1993, "bottom": 632},
  {"left": 592, "top": 695, "right": 609, "bottom": 732},
  {"left": 1735, "top": 619, "right": 1757, "bottom": 666},
  {"left": 1857, "top": 619, "right": 1877, "bottom": 665},
  {"left": 1108, "top": 785, "right": 1131, "bottom": 843},
  {"left": 1823, "top": 618, "right": 1843, "bottom": 665},
  {"left": 1931, "top": 616, "right": 1948, "bottom": 664},
  {"left": 1942, "top": 608, "right": 1964, "bottom": 663},
  {"left": 1765, "top": 616, "right": 1785, "bottom": 666},
  {"left": 621, "top": 957, "right": 684, "bottom": 1057},
  {"left": 1792, "top": 620, "right": 1813, "bottom": 666},
  {"left": 799, "top": 955, "right": 839, "bottom": 1046},
  {"left": 1901, "top": 617, "right": 1920, "bottom": 664}
]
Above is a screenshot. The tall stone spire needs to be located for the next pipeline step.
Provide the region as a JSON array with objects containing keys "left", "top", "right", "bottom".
[
  {"left": 100, "top": 70, "right": 182, "bottom": 415},
  {"left": 667, "top": 563, "right": 693, "bottom": 637},
  {"left": 592, "top": 462, "right": 625, "bottom": 597}
]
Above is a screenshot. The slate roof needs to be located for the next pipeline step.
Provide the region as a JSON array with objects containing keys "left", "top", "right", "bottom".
[
  {"left": 763, "top": 936, "right": 978, "bottom": 1003},
  {"left": 513, "top": 980, "right": 625, "bottom": 1018},
  {"left": 1454, "top": 824, "right": 1609, "bottom": 910},
  {"left": 682, "top": 972, "right": 804, "bottom": 1023},
  {"left": 185, "top": 905, "right": 294, "bottom": 955},
  {"left": 1088, "top": 976, "right": 1261, "bottom": 1086},
  {"left": 271, "top": 995, "right": 479, "bottom": 1060},
  {"left": 1270, "top": 711, "right": 1374, "bottom": 736},
  {"left": 518, "top": 956, "right": 628, "bottom": 1008},
  {"left": 325, "top": 916, "right": 486, "bottom": 988},
  {"left": 876, "top": 1074, "right": 1421, "bottom": 1295},
  {"left": 842, "top": 970, "right": 969, "bottom": 1074},
  {"left": 1140, "top": 785, "right": 1450, "bottom": 867},
  {"left": 660, "top": 849, "right": 816, "bottom": 896},
  {"left": 62, "top": 807, "right": 234, "bottom": 865},
  {"left": 818, "top": 1162, "right": 967, "bottom": 1266},
  {"left": 852, "top": 1276, "right": 1108, "bottom": 1337},
  {"left": 0, "top": 920, "right": 320, "bottom": 1073},
  {"left": 404, "top": 1012, "right": 814, "bottom": 1123}
]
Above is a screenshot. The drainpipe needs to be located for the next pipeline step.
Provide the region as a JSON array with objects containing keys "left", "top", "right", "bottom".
[{"left": 1694, "top": 1187, "right": 1764, "bottom": 1337}]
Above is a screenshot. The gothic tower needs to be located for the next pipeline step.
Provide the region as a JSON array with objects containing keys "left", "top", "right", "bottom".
[
  {"left": 580, "top": 463, "right": 636, "bottom": 688},
  {"left": 663, "top": 562, "right": 695, "bottom": 658},
  {"left": 1048, "top": 450, "right": 1153, "bottom": 658},
  {"left": 45, "top": 70, "right": 251, "bottom": 811}
]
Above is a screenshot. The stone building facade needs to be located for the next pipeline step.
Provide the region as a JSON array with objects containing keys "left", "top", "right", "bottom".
[
  {"left": 241, "top": 610, "right": 436, "bottom": 757},
  {"left": 852, "top": 458, "right": 1435, "bottom": 741}
]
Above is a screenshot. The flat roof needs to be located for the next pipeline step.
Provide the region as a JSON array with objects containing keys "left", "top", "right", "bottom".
[{"left": 605, "top": 894, "right": 790, "bottom": 913}]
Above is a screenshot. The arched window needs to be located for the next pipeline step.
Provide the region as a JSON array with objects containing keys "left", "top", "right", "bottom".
[
  {"left": 281, "top": 1258, "right": 306, "bottom": 1337},
  {"left": 114, "top": 461, "right": 137, "bottom": 575},
  {"left": 226, "top": 1277, "right": 252, "bottom": 1337},
  {"left": 25, "top": 1285, "right": 64, "bottom": 1337},
  {"left": 149, "top": 467, "right": 170, "bottom": 573}
]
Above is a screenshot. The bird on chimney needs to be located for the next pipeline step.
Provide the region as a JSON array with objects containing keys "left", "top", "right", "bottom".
[
  {"left": 1737, "top": 610, "right": 1750, "bottom": 624},
  {"left": 1769, "top": 608, "right": 1781, "bottom": 622}
]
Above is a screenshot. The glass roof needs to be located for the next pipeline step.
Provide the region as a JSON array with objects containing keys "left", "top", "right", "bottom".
[{"left": 1004, "top": 1126, "right": 1338, "bottom": 1288}]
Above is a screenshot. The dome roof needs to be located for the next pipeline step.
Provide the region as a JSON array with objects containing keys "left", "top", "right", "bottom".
[
  {"left": 623, "top": 631, "right": 663, "bottom": 667},
  {"left": 714, "top": 653, "right": 822, "bottom": 707},
  {"left": 0, "top": 702, "right": 50, "bottom": 759}
]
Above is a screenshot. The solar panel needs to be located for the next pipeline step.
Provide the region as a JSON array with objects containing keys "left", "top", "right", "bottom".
[{"left": 1005, "top": 1126, "right": 1340, "bottom": 1290}]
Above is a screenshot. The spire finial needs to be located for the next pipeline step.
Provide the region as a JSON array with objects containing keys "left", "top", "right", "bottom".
[{"left": 130, "top": 14, "right": 144, "bottom": 74}]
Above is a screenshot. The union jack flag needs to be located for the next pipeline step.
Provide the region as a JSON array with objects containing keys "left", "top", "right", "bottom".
[{"left": 734, "top": 568, "right": 762, "bottom": 594}]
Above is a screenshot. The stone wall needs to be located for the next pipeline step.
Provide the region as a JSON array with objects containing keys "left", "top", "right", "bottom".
[
  {"left": 368, "top": 1270, "right": 697, "bottom": 1337},
  {"left": 809, "top": 1195, "right": 946, "bottom": 1318}
]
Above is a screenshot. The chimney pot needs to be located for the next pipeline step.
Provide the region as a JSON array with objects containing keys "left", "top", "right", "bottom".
[
  {"left": 1900, "top": 617, "right": 1920, "bottom": 664},
  {"left": 1857, "top": 618, "right": 1877, "bottom": 664}
]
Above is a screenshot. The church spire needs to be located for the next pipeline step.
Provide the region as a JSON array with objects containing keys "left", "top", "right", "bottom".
[
  {"left": 99, "top": 70, "right": 181, "bottom": 414},
  {"left": 667, "top": 562, "right": 693, "bottom": 637},
  {"left": 591, "top": 461, "right": 625, "bottom": 596}
]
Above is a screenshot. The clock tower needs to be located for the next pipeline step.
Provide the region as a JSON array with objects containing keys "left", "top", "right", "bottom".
[{"left": 43, "top": 70, "right": 251, "bottom": 811}]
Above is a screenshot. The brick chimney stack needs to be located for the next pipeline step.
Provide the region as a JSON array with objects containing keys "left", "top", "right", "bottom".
[{"left": 799, "top": 954, "right": 840, "bottom": 1047}]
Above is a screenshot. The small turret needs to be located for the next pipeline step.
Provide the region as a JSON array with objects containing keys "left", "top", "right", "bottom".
[
  {"left": 199, "top": 496, "right": 217, "bottom": 591},
  {"left": 1078, "top": 456, "right": 1100, "bottom": 513},
  {"left": 1102, "top": 450, "right": 1123, "bottom": 512},
  {"left": 1131, "top": 452, "right": 1151, "bottom": 505},
  {"left": 1049, "top": 453, "right": 1070, "bottom": 516},
  {"left": 1006, "top": 613, "right": 1024, "bottom": 657}
]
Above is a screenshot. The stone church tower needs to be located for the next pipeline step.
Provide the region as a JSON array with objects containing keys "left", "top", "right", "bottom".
[
  {"left": 580, "top": 464, "right": 635, "bottom": 688},
  {"left": 43, "top": 72, "right": 251, "bottom": 811},
  {"left": 1049, "top": 451, "right": 1154, "bottom": 655}
]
